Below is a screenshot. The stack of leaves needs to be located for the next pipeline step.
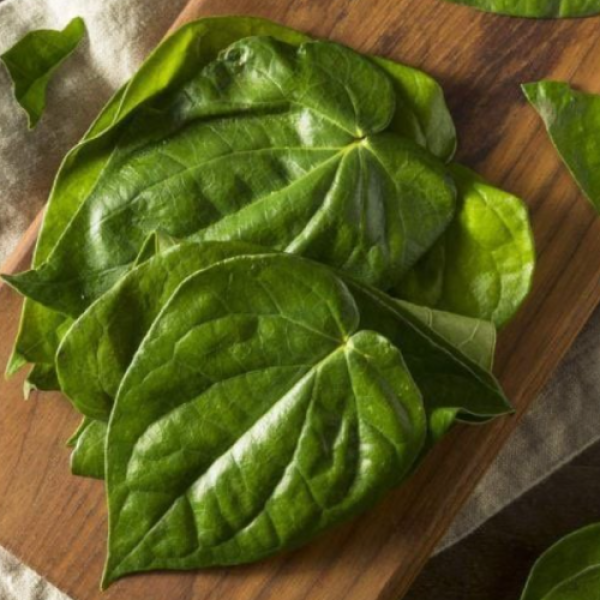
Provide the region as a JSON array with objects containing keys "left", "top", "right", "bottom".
[{"left": 3, "top": 17, "right": 534, "bottom": 588}]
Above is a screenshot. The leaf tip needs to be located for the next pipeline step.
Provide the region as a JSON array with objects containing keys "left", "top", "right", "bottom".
[
  {"left": 5, "top": 349, "right": 27, "bottom": 380},
  {"left": 521, "top": 82, "right": 539, "bottom": 104},
  {"left": 2, "top": 269, "right": 43, "bottom": 299},
  {"left": 100, "top": 560, "right": 122, "bottom": 591}
]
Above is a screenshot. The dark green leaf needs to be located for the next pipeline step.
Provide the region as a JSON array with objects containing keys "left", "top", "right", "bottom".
[
  {"left": 444, "top": 0, "right": 600, "bottom": 17},
  {"left": 524, "top": 81, "right": 600, "bottom": 213},
  {"left": 101, "top": 253, "right": 509, "bottom": 585},
  {"left": 1, "top": 17, "right": 85, "bottom": 128},
  {"left": 521, "top": 523, "right": 600, "bottom": 600},
  {"left": 101, "top": 254, "right": 429, "bottom": 585},
  {"left": 395, "top": 164, "right": 535, "bottom": 327}
]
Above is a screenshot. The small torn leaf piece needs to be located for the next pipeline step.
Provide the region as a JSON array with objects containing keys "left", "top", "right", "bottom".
[
  {"left": 23, "top": 362, "right": 60, "bottom": 398},
  {"left": 444, "top": 0, "right": 600, "bottom": 17},
  {"left": 1, "top": 17, "right": 86, "bottom": 129},
  {"left": 521, "top": 523, "right": 600, "bottom": 600},
  {"left": 395, "top": 165, "right": 535, "bottom": 327},
  {"left": 524, "top": 81, "right": 600, "bottom": 214}
]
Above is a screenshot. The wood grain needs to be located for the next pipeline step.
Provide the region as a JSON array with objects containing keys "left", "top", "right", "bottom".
[{"left": 1, "top": 1, "right": 600, "bottom": 599}]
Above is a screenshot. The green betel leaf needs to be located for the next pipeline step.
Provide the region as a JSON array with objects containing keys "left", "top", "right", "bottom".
[
  {"left": 6, "top": 16, "right": 457, "bottom": 382},
  {"left": 521, "top": 523, "right": 600, "bottom": 600},
  {"left": 101, "top": 254, "right": 429, "bottom": 586},
  {"left": 1, "top": 17, "right": 86, "bottom": 129},
  {"left": 524, "top": 81, "right": 600, "bottom": 213},
  {"left": 443, "top": 0, "right": 600, "bottom": 17},
  {"left": 395, "top": 164, "right": 535, "bottom": 327},
  {"left": 5, "top": 36, "right": 456, "bottom": 319}
]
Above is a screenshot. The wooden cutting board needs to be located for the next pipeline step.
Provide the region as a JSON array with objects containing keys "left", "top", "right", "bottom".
[{"left": 2, "top": 1, "right": 600, "bottom": 599}]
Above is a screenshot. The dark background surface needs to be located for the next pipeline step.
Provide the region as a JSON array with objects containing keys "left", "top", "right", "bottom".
[{"left": 407, "top": 440, "right": 600, "bottom": 599}]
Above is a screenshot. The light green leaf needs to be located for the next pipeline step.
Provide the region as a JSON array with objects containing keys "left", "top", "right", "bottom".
[
  {"left": 6, "top": 16, "right": 456, "bottom": 383},
  {"left": 1, "top": 17, "right": 85, "bottom": 128},
  {"left": 521, "top": 523, "right": 600, "bottom": 600},
  {"left": 23, "top": 362, "right": 60, "bottom": 398},
  {"left": 444, "top": 0, "right": 600, "bottom": 17},
  {"left": 524, "top": 81, "right": 600, "bottom": 213},
  {"left": 395, "top": 164, "right": 535, "bottom": 327},
  {"left": 66, "top": 417, "right": 91, "bottom": 447}
]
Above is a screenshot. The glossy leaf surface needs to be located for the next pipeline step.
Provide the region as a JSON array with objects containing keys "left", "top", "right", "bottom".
[
  {"left": 444, "top": 0, "right": 600, "bottom": 17},
  {"left": 396, "top": 165, "right": 535, "bottom": 327},
  {"left": 1, "top": 17, "right": 85, "bottom": 128},
  {"left": 524, "top": 81, "right": 600, "bottom": 213}
]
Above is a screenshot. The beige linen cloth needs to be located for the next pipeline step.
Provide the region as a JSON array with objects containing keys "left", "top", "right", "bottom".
[{"left": 1, "top": 0, "right": 600, "bottom": 598}]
